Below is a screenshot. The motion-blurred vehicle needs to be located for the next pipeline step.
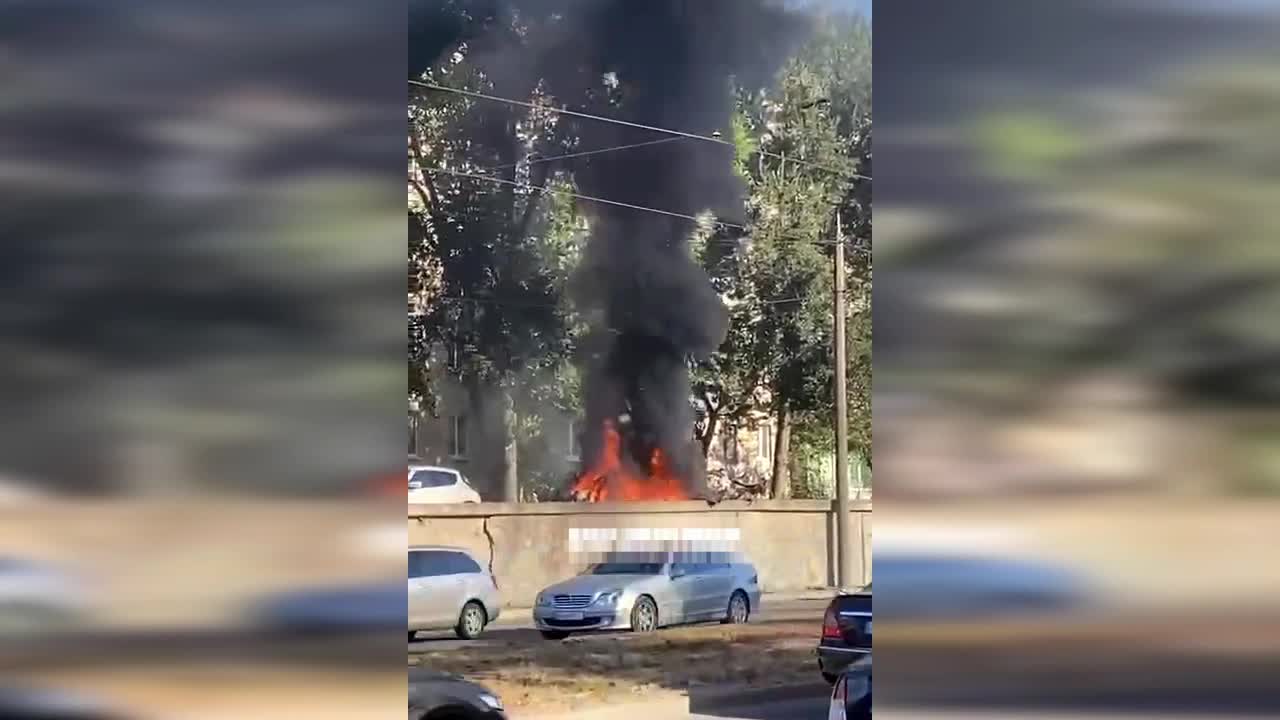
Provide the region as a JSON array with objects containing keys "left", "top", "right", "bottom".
[
  {"left": 409, "top": 668, "right": 506, "bottom": 720},
  {"left": 533, "top": 553, "right": 760, "bottom": 639},
  {"left": 408, "top": 545, "right": 501, "bottom": 640},
  {"left": 251, "top": 582, "right": 403, "bottom": 633},
  {"left": 408, "top": 464, "right": 482, "bottom": 504},
  {"left": 818, "top": 584, "right": 871, "bottom": 683},
  {"left": 0, "top": 556, "right": 87, "bottom": 637},
  {"left": 872, "top": 550, "right": 1090, "bottom": 619},
  {"left": 0, "top": 685, "right": 125, "bottom": 720},
  {"left": 827, "top": 655, "right": 871, "bottom": 720}
]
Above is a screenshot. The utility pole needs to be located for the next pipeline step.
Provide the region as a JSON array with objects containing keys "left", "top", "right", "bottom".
[{"left": 833, "top": 211, "right": 852, "bottom": 589}]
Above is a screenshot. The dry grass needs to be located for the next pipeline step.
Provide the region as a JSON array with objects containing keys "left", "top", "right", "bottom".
[{"left": 409, "top": 621, "right": 819, "bottom": 713}]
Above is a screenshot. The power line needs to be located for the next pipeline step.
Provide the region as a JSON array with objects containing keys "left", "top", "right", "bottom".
[
  {"left": 411, "top": 79, "right": 734, "bottom": 147},
  {"left": 424, "top": 164, "right": 850, "bottom": 248},
  {"left": 426, "top": 294, "right": 810, "bottom": 310},
  {"left": 487, "top": 136, "right": 687, "bottom": 171},
  {"left": 427, "top": 164, "right": 727, "bottom": 226},
  {"left": 410, "top": 79, "right": 870, "bottom": 181}
]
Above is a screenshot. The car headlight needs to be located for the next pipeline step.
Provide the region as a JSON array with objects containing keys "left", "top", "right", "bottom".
[
  {"left": 478, "top": 693, "right": 503, "bottom": 711},
  {"left": 593, "top": 590, "right": 621, "bottom": 607}
]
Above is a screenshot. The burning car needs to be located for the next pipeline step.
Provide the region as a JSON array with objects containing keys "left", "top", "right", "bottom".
[{"left": 568, "top": 417, "right": 695, "bottom": 501}]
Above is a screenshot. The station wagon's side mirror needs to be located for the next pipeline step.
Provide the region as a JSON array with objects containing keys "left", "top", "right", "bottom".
[{"left": 669, "top": 566, "right": 686, "bottom": 579}]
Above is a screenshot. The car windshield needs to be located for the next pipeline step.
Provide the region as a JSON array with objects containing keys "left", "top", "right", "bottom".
[
  {"left": 587, "top": 563, "right": 663, "bottom": 575},
  {"left": 409, "top": 469, "right": 457, "bottom": 488}
]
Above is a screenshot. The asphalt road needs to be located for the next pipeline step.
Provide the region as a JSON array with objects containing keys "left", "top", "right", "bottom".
[
  {"left": 689, "top": 694, "right": 829, "bottom": 720},
  {"left": 408, "top": 596, "right": 828, "bottom": 652}
]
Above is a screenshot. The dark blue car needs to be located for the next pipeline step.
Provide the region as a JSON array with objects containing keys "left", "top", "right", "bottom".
[
  {"left": 871, "top": 551, "right": 1090, "bottom": 620},
  {"left": 251, "top": 582, "right": 404, "bottom": 632},
  {"left": 828, "top": 655, "right": 871, "bottom": 720}
]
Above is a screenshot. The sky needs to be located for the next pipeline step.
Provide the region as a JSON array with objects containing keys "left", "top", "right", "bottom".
[{"left": 787, "top": 0, "right": 872, "bottom": 18}]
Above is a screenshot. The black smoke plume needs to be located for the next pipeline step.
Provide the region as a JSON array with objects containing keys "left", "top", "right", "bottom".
[{"left": 561, "top": 1, "right": 799, "bottom": 496}]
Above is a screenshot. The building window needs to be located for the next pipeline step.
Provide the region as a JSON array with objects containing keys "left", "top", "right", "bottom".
[
  {"left": 567, "top": 419, "right": 581, "bottom": 461},
  {"left": 758, "top": 423, "right": 773, "bottom": 462},
  {"left": 448, "top": 415, "right": 469, "bottom": 458},
  {"left": 447, "top": 341, "right": 460, "bottom": 372},
  {"left": 722, "top": 427, "right": 739, "bottom": 464}
]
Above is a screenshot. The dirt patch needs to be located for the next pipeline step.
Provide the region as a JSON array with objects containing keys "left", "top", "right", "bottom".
[{"left": 409, "top": 621, "right": 819, "bottom": 713}]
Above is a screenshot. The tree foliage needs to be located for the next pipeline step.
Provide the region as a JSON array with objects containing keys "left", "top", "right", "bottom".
[
  {"left": 694, "top": 10, "right": 872, "bottom": 496},
  {"left": 411, "top": 3, "right": 871, "bottom": 499},
  {"left": 410, "top": 9, "right": 585, "bottom": 498}
]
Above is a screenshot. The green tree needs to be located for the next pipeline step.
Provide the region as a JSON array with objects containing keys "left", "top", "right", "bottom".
[
  {"left": 410, "top": 14, "right": 580, "bottom": 500},
  {"left": 703, "top": 10, "right": 870, "bottom": 498}
]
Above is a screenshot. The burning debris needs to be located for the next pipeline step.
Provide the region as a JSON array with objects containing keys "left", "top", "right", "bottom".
[{"left": 569, "top": 419, "right": 690, "bottom": 502}]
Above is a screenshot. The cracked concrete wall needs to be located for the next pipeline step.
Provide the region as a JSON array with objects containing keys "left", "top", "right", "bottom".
[{"left": 408, "top": 501, "right": 871, "bottom": 607}]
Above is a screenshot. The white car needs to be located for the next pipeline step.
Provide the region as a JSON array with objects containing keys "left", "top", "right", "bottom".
[
  {"left": 0, "top": 556, "right": 87, "bottom": 637},
  {"left": 407, "top": 465, "right": 481, "bottom": 504}
]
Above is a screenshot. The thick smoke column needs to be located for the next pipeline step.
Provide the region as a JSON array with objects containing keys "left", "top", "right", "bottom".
[{"left": 560, "top": 0, "right": 799, "bottom": 496}]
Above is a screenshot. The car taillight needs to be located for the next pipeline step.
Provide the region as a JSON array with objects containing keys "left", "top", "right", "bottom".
[{"left": 822, "top": 607, "right": 842, "bottom": 639}]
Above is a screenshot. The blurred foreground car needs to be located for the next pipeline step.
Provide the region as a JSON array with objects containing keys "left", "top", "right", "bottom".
[
  {"left": 408, "top": 465, "right": 481, "bottom": 504},
  {"left": 251, "top": 582, "right": 403, "bottom": 633},
  {"left": 873, "top": 550, "right": 1090, "bottom": 619},
  {"left": 827, "top": 655, "right": 871, "bottom": 720},
  {"left": 0, "top": 556, "right": 87, "bottom": 637},
  {"left": 818, "top": 584, "right": 871, "bottom": 683},
  {"left": 0, "top": 685, "right": 124, "bottom": 720},
  {"left": 534, "top": 553, "right": 760, "bottom": 639},
  {"left": 409, "top": 669, "right": 506, "bottom": 720},
  {"left": 408, "top": 545, "right": 501, "bottom": 640}
]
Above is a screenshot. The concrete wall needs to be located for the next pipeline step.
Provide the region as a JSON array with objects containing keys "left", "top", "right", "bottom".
[{"left": 409, "top": 499, "right": 872, "bottom": 607}]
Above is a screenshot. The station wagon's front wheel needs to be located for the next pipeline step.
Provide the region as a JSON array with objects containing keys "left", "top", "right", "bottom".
[
  {"left": 630, "top": 596, "right": 658, "bottom": 633},
  {"left": 455, "top": 601, "right": 487, "bottom": 640}
]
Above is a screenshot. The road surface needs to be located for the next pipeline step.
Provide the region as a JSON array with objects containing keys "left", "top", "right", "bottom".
[
  {"left": 409, "top": 595, "right": 828, "bottom": 652},
  {"left": 689, "top": 694, "right": 829, "bottom": 720}
]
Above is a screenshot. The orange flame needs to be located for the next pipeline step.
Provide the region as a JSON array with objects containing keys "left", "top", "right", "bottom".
[{"left": 570, "top": 420, "right": 689, "bottom": 501}]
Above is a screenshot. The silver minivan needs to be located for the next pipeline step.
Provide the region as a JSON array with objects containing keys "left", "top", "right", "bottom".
[
  {"left": 533, "top": 553, "right": 762, "bottom": 639},
  {"left": 408, "top": 545, "right": 502, "bottom": 640}
]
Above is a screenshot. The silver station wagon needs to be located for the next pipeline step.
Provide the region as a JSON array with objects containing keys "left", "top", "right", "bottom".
[
  {"left": 533, "top": 553, "right": 761, "bottom": 639},
  {"left": 408, "top": 545, "right": 502, "bottom": 640}
]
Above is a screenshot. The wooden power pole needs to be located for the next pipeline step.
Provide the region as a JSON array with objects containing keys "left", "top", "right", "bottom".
[{"left": 833, "top": 211, "right": 853, "bottom": 589}]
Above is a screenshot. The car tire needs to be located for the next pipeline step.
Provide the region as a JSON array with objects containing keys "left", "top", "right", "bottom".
[
  {"left": 822, "top": 670, "right": 839, "bottom": 685},
  {"left": 630, "top": 595, "right": 658, "bottom": 633},
  {"left": 722, "top": 590, "right": 750, "bottom": 624},
  {"left": 540, "top": 630, "right": 570, "bottom": 640},
  {"left": 454, "top": 601, "right": 487, "bottom": 640}
]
